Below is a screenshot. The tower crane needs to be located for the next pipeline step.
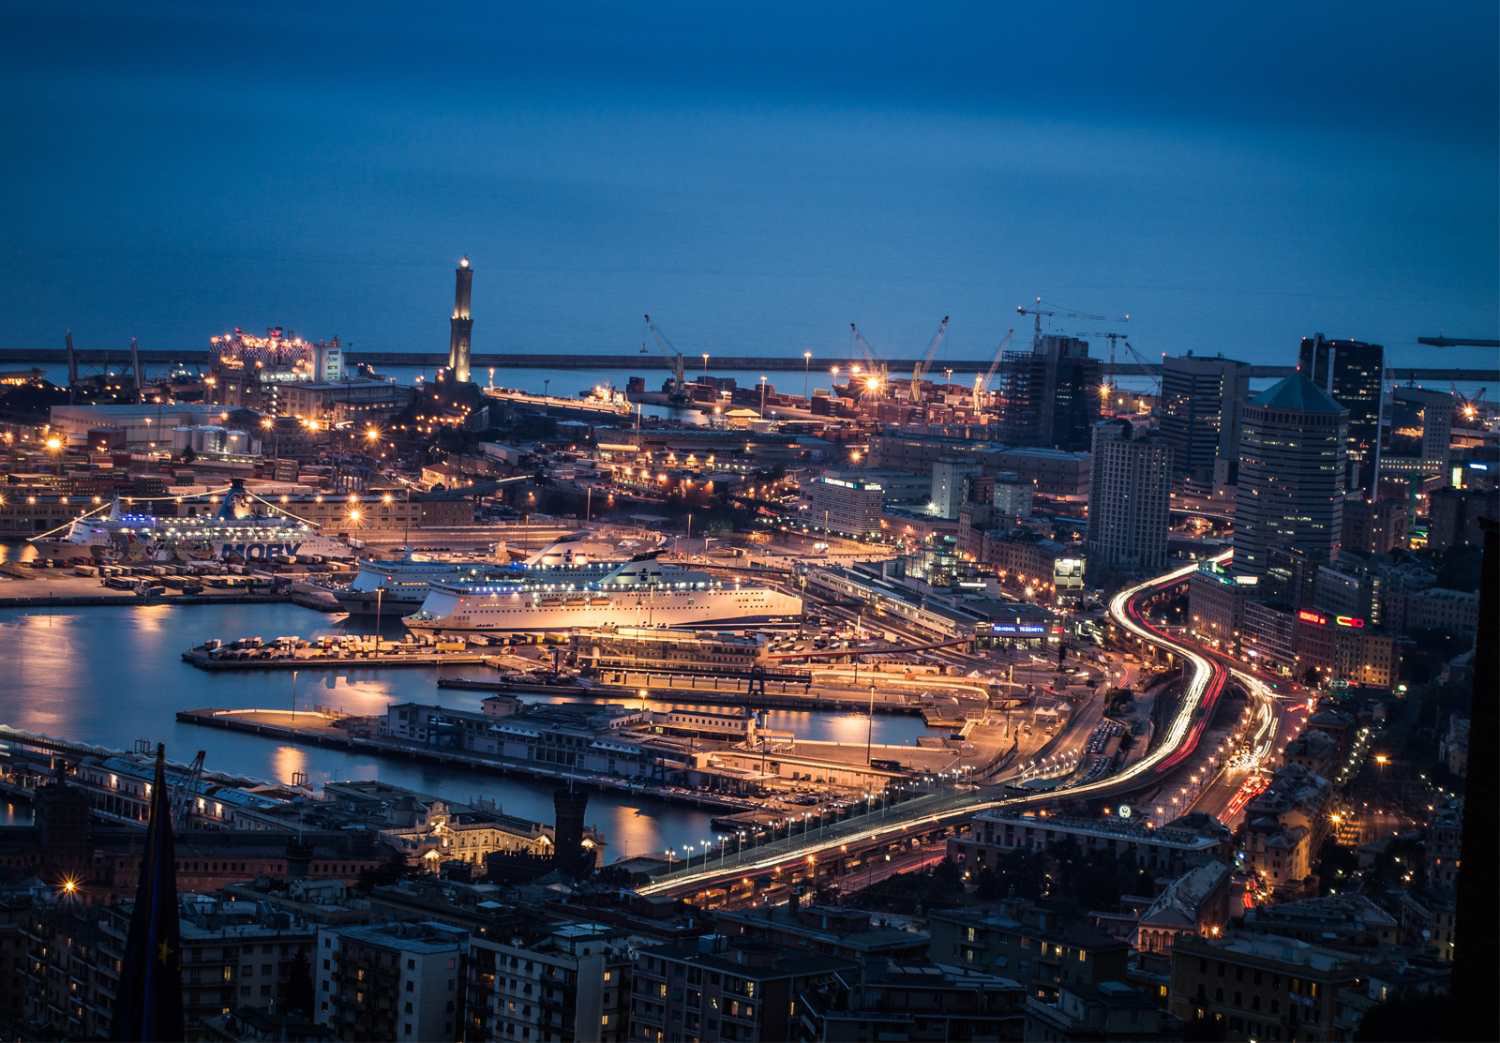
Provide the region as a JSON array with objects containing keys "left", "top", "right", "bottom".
[
  {"left": 1084, "top": 332, "right": 1160, "bottom": 412},
  {"left": 642, "top": 314, "right": 688, "bottom": 399},
  {"left": 909, "top": 315, "right": 951, "bottom": 403},
  {"left": 1016, "top": 298, "right": 1129, "bottom": 350},
  {"left": 1418, "top": 336, "right": 1500, "bottom": 348},
  {"left": 972, "top": 328, "right": 1016, "bottom": 411}
]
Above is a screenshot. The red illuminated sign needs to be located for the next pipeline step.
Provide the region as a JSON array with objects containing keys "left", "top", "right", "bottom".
[{"left": 1297, "top": 609, "right": 1365, "bottom": 629}]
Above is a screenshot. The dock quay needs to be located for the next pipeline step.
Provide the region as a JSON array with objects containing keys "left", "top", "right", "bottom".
[
  {"left": 182, "top": 634, "right": 493, "bottom": 672},
  {"left": 436, "top": 677, "right": 926, "bottom": 715},
  {"left": 175, "top": 707, "right": 754, "bottom": 811}
]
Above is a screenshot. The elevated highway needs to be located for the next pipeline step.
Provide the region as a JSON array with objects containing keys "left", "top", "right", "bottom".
[{"left": 639, "top": 554, "right": 1233, "bottom": 900}]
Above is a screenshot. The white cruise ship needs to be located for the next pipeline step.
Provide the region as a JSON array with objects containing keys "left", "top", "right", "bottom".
[
  {"left": 32, "top": 480, "right": 355, "bottom": 562},
  {"left": 330, "top": 533, "right": 656, "bottom": 615},
  {"left": 404, "top": 559, "right": 803, "bottom": 633}
]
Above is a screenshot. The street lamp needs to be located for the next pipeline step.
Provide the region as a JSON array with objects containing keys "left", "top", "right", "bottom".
[
  {"left": 759, "top": 375, "right": 768, "bottom": 417},
  {"left": 702, "top": 353, "right": 710, "bottom": 380},
  {"left": 802, "top": 350, "right": 813, "bottom": 401}
]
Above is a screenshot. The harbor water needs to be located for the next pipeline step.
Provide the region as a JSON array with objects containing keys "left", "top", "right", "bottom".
[{"left": 0, "top": 598, "right": 936, "bottom": 858}]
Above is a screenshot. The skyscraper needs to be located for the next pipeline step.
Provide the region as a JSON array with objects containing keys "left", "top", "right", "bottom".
[
  {"left": 447, "top": 255, "right": 474, "bottom": 383},
  {"left": 1158, "top": 353, "right": 1252, "bottom": 488},
  {"left": 1298, "top": 334, "right": 1383, "bottom": 497},
  {"left": 999, "top": 334, "right": 1101, "bottom": 450},
  {"left": 1233, "top": 375, "right": 1348, "bottom": 579},
  {"left": 1085, "top": 419, "right": 1172, "bottom": 579}
]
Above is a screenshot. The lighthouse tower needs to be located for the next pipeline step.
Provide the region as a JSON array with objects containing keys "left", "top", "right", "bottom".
[{"left": 447, "top": 256, "right": 474, "bottom": 383}]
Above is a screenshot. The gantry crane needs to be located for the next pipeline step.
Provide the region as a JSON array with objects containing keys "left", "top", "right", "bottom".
[
  {"left": 972, "top": 328, "right": 1016, "bottom": 411},
  {"left": 642, "top": 314, "right": 688, "bottom": 399},
  {"left": 909, "top": 315, "right": 951, "bottom": 403}
]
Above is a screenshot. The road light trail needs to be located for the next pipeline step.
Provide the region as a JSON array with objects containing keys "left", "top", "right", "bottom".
[{"left": 640, "top": 552, "right": 1233, "bottom": 897}]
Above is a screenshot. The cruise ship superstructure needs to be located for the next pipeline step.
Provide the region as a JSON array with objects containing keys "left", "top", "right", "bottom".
[
  {"left": 330, "top": 533, "right": 657, "bottom": 615},
  {"left": 404, "top": 559, "right": 803, "bottom": 633},
  {"left": 32, "top": 480, "right": 355, "bottom": 562}
]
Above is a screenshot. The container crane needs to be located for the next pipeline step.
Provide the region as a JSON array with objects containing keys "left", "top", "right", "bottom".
[
  {"left": 642, "top": 314, "right": 687, "bottom": 398},
  {"left": 909, "top": 315, "right": 951, "bottom": 403},
  {"left": 972, "top": 328, "right": 1016, "bottom": 411}
]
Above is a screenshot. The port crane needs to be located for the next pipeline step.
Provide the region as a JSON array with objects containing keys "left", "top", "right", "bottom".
[
  {"left": 909, "top": 315, "right": 951, "bottom": 403},
  {"left": 1451, "top": 384, "right": 1488, "bottom": 424},
  {"left": 1085, "top": 331, "right": 1159, "bottom": 410},
  {"left": 971, "top": 328, "right": 1016, "bottom": 411},
  {"left": 169, "top": 749, "right": 206, "bottom": 830},
  {"left": 848, "top": 322, "right": 888, "bottom": 396},
  {"left": 641, "top": 314, "right": 688, "bottom": 399}
]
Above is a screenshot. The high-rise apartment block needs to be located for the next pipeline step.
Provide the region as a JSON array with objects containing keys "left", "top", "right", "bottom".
[
  {"left": 1233, "top": 375, "right": 1348, "bottom": 579},
  {"left": 1085, "top": 420, "right": 1172, "bottom": 579},
  {"left": 1298, "top": 334, "right": 1382, "bottom": 497},
  {"left": 999, "top": 334, "right": 1101, "bottom": 450},
  {"left": 1158, "top": 353, "right": 1252, "bottom": 488}
]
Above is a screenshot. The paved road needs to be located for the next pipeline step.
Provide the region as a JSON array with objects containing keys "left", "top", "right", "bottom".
[{"left": 639, "top": 555, "right": 1233, "bottom": 897}]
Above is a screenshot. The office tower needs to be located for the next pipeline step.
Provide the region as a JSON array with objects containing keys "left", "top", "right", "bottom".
[
  {"left": 999, "top": 334, "right": 1101, "bottom": 450},
  {"left": 1233, "top": 375, "right": 1348, "bottom": 579},
  {"left": 1085, "top": 420, "right": 1171, "bottom": 578},
  {"left": 1158, "top": 353, "right": 1252, "bottom": 487},
  {"left": 1298, "top": 334, "right": 1383, "bottom": 497},
  {"left": 447, "top": 256, "right": 474, "bottom": 383},
  {"left": 1384, "top": 386, "right": 1453, "bottom": 476}
]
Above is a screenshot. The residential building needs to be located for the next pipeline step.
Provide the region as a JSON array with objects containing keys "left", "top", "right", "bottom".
[
  {"left": 315, "top": 921, "right": 468, "bottom": 1042},
  {"left": 1233, "top": 375, "right": 1348, "bottom": 579},
  {"left": 1340, "top": 495, "right": 1407, "bottom": 556},
  {"left": 1426, "top": 485, "right": 1499, "bottom": 552},
  {"left": 1169, "top": 932, "right": 1361, "bottom": 1042},
  {"left": 926, "top": 901, "right": 1130, "bottom": 1004},
  {"left": 627, "top": 935, "right": 855, "bottom": 1043},
  {"left": 1135, "top": 860, "right": 1233, "bottom": 956},
  {"left": 1298, "top": 334, "right": 1384, "bottom": 497},
  {"left": 992, "top": 471, "right": 1035, "bottom": 521},
  {"left": 930, "top": 459, "right": 983, "bottom": 520},
  {"left": 949, "top": 810, "right": 1233, "bottom": 879},
  {"left": 714, "top": 904, "right": 929, "bottom": 967},
  {"left": 1158, "top": 353, "right": 1252, "bottom": 488},
  {"left": 1024, "top": 980, "right": 1180, "bottom": 1042},
  {"left": 1242, "top": 765, "right": 1332, "bottom": 896},
  {"left": 798, "top": 962, "right": 1026, "bottom": 1041},
  {"left": 467, "top": 923, "right": 631, "bottom": 1043},
  {"left": 1086, "top": 420, "right": 1171, "bottom": 579}
]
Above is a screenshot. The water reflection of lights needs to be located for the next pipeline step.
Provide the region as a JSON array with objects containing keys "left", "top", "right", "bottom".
[{"left": 272, "top": 744, "right": 309, "bottom": 786}]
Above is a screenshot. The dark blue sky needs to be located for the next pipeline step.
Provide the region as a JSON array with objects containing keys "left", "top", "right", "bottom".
[{"left": 3, "top": 1, "right": 1496, "bottom": 369}]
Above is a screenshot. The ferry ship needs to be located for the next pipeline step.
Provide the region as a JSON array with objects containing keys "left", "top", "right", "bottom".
[
  {"left": 32, "top": 480, "right": 355, "bottom": 562},
  {"left": 404, "top": 560, "right": 803, "bottom": 634},
  {"left": 330, "top": 533, "right": 657, "bottom": 615}
]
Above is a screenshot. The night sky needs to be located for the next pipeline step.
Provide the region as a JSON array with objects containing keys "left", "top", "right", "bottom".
[{"left": 3, "top": 1, "right": 1496, "bottom": 369}]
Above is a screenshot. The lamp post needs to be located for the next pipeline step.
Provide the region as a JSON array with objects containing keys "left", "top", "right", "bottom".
[
  {"left": 802, "top": 351, "right": 812, "bottom": 401},
  {"left": 866, "top": 682, "right": 876, "bottom": 765},
  {"left": 759, "top": 375, "right": 768, "bottom": 417},
  {"left": 702, "top": 353, "right": 710, "bottom": 380}
]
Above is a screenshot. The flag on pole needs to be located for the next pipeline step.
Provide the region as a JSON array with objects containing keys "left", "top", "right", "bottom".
[{"left": 111, "top": 744, "right": 183, "bottom": 1042}]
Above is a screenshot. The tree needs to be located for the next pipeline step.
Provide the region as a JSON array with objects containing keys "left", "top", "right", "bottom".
[{"left": 280, "top": 948, "right": 316, "bottom": 1016}]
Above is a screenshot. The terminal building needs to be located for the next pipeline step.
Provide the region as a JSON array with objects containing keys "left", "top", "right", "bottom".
[{"left": 804, "top": 474, "right": 885, "bottom": 535}]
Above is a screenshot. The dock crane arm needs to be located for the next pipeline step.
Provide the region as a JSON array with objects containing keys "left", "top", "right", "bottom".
[
  {"left": 972, "top": 328, "right": 1016, "bottom": 410},
  {"left": 642, "top": 314, "right": 686, "bottom": 390},
  {"left": 910, "top": 315, "right": 951, "bottom": 402}
]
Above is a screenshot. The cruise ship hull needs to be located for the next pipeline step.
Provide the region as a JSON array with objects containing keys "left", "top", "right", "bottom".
[{"left": 404, "top": 588, "right": 804, "bottom": 634}]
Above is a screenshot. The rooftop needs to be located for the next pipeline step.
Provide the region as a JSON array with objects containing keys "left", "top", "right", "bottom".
[{"left": 1251, "top": 374, "right": 1346, "bottom": 414}]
